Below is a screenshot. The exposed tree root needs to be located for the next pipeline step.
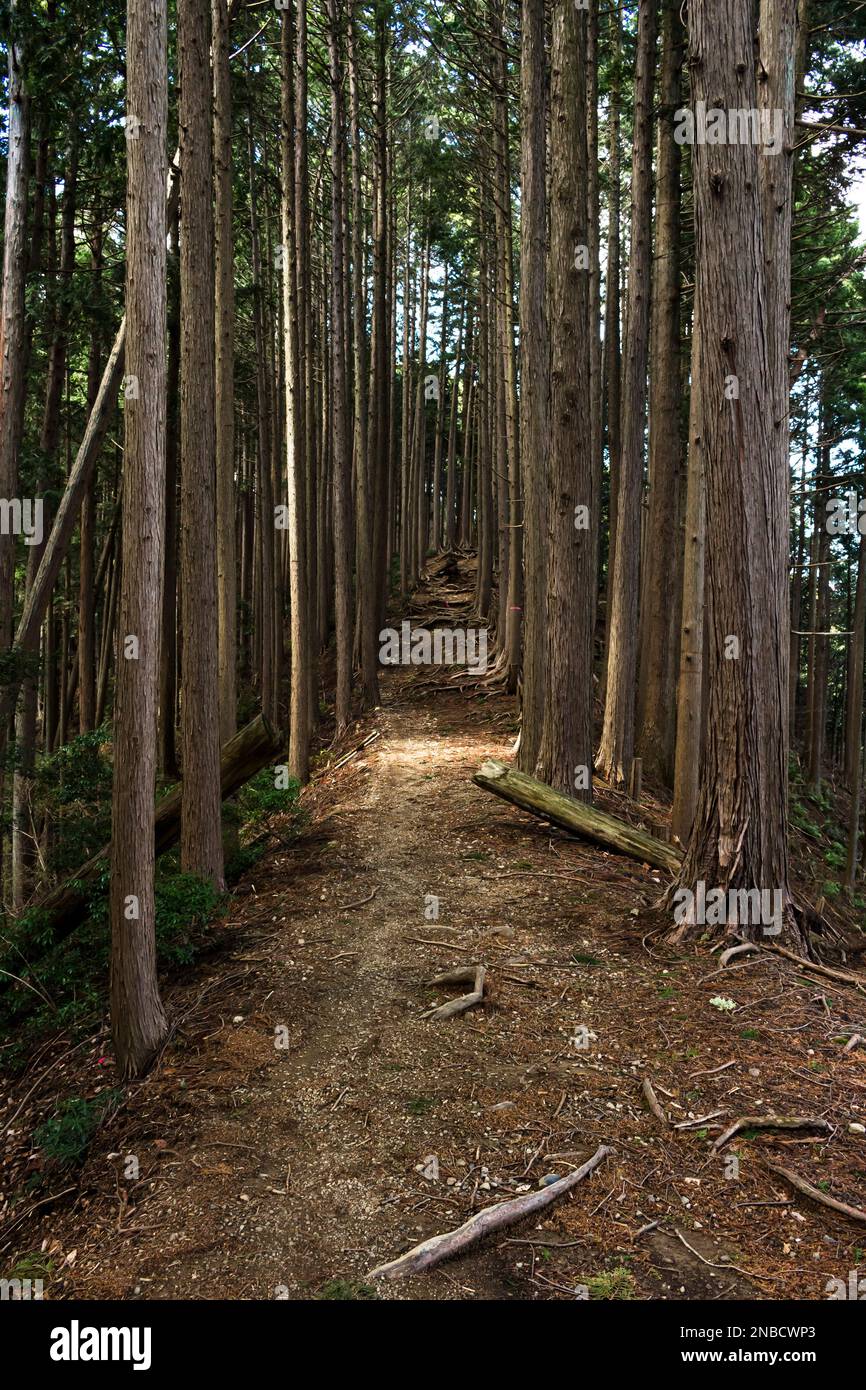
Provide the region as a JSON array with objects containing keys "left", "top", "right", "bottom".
[
  {"left": 421, "top": 964, "right": 487, "bottom": 1020},
  {"left": 712, "top": 1114, "right": 832, "bottom": 1152},
  {"left": 368, "top": 1144, "right": 612, "bottom": 1280},
  {"left": 760, "top": 1157, "right": 866, "bottom": 1225}
]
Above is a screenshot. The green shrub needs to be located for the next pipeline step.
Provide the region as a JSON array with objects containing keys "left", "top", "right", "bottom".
[{"left": 33, "top": 1091, "right": 121, "bottom": 1168}]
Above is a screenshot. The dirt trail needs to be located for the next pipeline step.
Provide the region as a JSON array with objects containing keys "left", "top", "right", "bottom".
[{"left": 9, "top": 561, "right": 866, "bottom": 1302}]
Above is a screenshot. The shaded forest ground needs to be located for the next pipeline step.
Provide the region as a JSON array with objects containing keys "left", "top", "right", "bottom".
[{"left": 2, "top": 557, "right": 866, "bottom": 1301}]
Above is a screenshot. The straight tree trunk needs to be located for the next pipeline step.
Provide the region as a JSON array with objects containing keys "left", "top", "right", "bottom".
[
  {"left": 536, "top": 0, "right": 594, "bottom": 800},
  {"left": 281, "top": 3, "right": 310, "bottom": 779},
  {"left": 598, "top": 0, "right": 657, "bottom": 788},
  {"left": 671, "top": 313, "right": 705, "bottom": 845},
  {"left": 213, "top": 0, "right": 237, "bottom": 744},
  {"left": 0, "top": 3, "right": 30, "bottom": 660},
  {"left": 601, "top": 0, "right": 622, "bottom": 696},
  {"left": 517, "top": 0, "right": 548, "bottom": 774},
  {"left": 347, "top": 0, "right": 379, "bottom": 708},
  {"left": 637, "top": 0, "right": 684, "bottom": 784},
  {"left": 670, "top": 0, "right": 802, "bottom": 951},
  {"left": 110, "top": 0, "right": 170, "bottom": 1078},
  {"left": 327, "top": 0, "right": 353, "bottom": 732},
  {"left": 178, "top": 0, "right": 225, "bottom": 889}
]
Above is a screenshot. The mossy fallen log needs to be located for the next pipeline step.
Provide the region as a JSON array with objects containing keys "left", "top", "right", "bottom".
[{"left": 472, "top": 759, "right": 682, "bottom": 875}]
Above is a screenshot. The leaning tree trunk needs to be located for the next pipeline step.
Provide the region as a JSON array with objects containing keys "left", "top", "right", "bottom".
[
  {"left": 110, "top": 0, "right": 170, "bottom": 1079},
  {"left": 669, "top": 0, "right": 803, "bottom": 951}
]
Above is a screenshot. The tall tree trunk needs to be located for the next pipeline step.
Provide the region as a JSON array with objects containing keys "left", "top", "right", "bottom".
[
  {"left": 178, "top": 0, "right": 225, "bottom": 889},
  {"left": 347, "top": 0, "right": 379, "bottom": 708},
  {"left": 282, "top": 3, "right": 310, "bottom": 779},
  {"left": 535, "top": 0, "right": 594, "bottom": 800},
  {"left": 327, "top": 0, "right": 352, "bottom": 733},
  {"left": 213, "top": 0, "right": 237, "bottom": 744},
  {"left": 601, "top": 0, "right": 622, "bottom": 698},
  {"left": 637, "top": 0, "right": 684, "bottom": 784},
  {"left": 597, "top": 0, "right": 657, "bottom": 788},
  {"left": 517, "top": 0, "right": 548, "bottom": 774},
  {"left": 0, "top": 2, "right": 30, "bottom": 662},
  {"left": 670, "top": 0, "right": 801, "bottom": 950},
  {"left": 110, "top": 0, "right": 170, "bottom": 1078},
  {"left": 78, "top": 221, "right": 104, "bottom": 735}
]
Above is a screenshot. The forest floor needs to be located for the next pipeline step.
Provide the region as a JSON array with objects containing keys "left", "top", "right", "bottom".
[{"left": 3, "top": 556, "right": 866, "bottom": 1302}]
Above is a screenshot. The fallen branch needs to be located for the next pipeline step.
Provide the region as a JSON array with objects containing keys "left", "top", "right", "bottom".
[
  {"left": 642, "top": 1077, "right": 670, "bottom": 1126},
  {"left": 472, "top": 760, "right": 681, "bottom": 874},
  {"left": 422, "top": 964, "right": 487, "bottom": 1020},
  {"left": 712, "top": 1114, "right": 832, "bottom": 1152},
  {"left": 761, "top": 1157, "right": 866, "bottom": 1225},
  {"left": 368, "top": 1144, "right": 611, "bottom": 1280}
]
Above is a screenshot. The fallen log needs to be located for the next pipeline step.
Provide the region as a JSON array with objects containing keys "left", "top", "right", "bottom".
[
  {"left": 368, "top": 1144, "right": 611, "bottom": 1280},
  {"left": 24, "top": 713, "right": 284, "bottom": 953},
  {"left": 472, "top": 759, "right": 681, "bottom": 875}
]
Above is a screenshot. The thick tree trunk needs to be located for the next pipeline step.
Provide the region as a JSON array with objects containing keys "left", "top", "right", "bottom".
[
  {"left": 669, "top": 0, "right": 802, "bottom": 951},
  {"left": 598, "top": 0, "right": 657, "bottom": 788},
  {"left": 637, "top": 0, "right": 684, "bottom": 785},
  {"left": 110, "top": 0, "right": 170, "bottom": 1078},
  {"left": 536, "top": 0, "right": 594, "bottom": 799}
]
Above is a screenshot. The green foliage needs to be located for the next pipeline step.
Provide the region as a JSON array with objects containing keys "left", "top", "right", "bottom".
[
  {"left": 315, "top": 1279, "right": 379, "bottom": 1301},
  {"left": 234, "top": 768, "right": 301, "bottom": 830},
  {"left": 585, "top": 1267, "right": 636, "bottom": 1301},
  {"left": 32, "top": 729, "right": 114, "bottom": 880},
  {"left": 0, "top": 869, "right": 223, "bottom": 1070},
  {"left": 33, "top": 1090, "right": 121, "bottom": 1169}
]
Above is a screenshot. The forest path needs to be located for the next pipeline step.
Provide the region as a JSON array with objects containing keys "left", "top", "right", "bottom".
[{"left": 56, "top": 559, "right": 866, "bottom": 1302}]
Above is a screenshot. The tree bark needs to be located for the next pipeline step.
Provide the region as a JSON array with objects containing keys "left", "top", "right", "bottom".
[
  {"left": 637, "top": 0, "right": 684, "bottom": 785},
  {"left": 213, "top": 0, "right": 237, "bottom": 745},
  {"left": 110, "top": 0, "right": 170, "bottom": 1078},
  {"left": 179, "top": 0, "right": 224, "bottom": 889},
  {"left": 474, "top": 760, "right": 681, "bottom": 874},
  {"left": 597, "top": 0, "right": 658, "bottom": 788},
  {"left": 536, "top": 0, "right": 594, "bottom": 800},
  {"left": 669, "top": 0, "right": 802, "bottom": 951},
  {"left": 516, "top": 0, "right": 548, "bottom": 774}
]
